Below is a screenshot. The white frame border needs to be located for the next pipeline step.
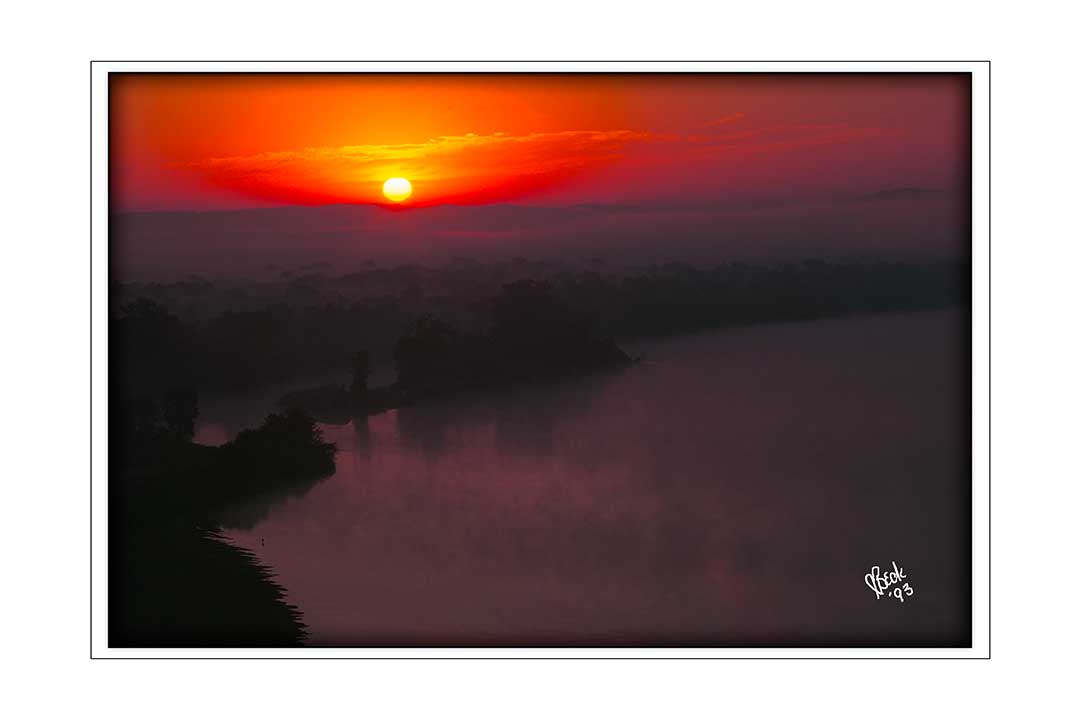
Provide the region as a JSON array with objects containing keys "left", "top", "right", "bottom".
[{"left": 90, "top": 60, "right": 990, "bottom": 659}]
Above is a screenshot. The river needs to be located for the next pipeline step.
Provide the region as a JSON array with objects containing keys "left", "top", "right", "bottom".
[{"left": 202, "top": 309, "right": 970, "bottom": 646}]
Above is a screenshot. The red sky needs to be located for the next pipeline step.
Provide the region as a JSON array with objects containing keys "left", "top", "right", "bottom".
[{"left": 110, "top": 73, "right": 970, "bottom": 212}]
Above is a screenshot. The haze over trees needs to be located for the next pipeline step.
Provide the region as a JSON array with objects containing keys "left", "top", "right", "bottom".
[{"left": 113, "top": 257, "right": 967, "bottom": 399}]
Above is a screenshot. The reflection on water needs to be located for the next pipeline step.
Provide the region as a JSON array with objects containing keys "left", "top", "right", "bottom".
[{"left": 214, "top": 310, "right": 969, "bottom": 646}]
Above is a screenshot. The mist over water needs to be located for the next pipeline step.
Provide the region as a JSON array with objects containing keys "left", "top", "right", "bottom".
[{"left": 211, "top": 309, "right": 968, "bottom": 646}]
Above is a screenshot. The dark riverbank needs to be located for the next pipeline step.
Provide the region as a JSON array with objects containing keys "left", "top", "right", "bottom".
[
  {"left": 109, "top": 410, "right": 337, "bottom": 647},
  {"left": 276, "top": 340, "right": 634, "bottom": 423},
  {"left": 110, "top": 525, "right": 307, "bottom": 647}
]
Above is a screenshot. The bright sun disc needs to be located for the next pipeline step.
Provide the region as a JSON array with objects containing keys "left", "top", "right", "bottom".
[{"left": 382, "top": 177, "right": 412, "bottom": 202}]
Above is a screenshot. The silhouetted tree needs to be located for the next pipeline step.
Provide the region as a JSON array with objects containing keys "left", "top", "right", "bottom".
[
  {"left": 225, "top": 407, "right": 336, "bottom": 480},
  {"left": 161, "top": 386, "right": 198, "bottom": 439},
  {"left": 488, "top": 280, "right": 602, "bottom": 376},
  {"left": 394, "top": 315, "right": 459, "bottom": 386},
  {"left": 350, "top": 350, "right": 370, "bottom": 403},
  {"left": 131, "top": 394, "right": 160, "bottom": 439}
]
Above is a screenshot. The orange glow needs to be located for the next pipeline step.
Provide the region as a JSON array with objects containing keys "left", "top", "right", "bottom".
[
  {"left": 110, "top": 74, "right": 645, "bottom": 209},
  {"left": 109, "top": 74, "right": 970, "bottom": 212}
]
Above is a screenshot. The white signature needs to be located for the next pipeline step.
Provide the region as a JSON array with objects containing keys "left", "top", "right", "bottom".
[{"left": 864, "top": 561, "right": 915, "bottom": 602}]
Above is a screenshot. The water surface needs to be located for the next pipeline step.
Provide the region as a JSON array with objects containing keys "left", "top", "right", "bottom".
[{"left": 213, "top": 310, "right": 969, "bottom": 646}]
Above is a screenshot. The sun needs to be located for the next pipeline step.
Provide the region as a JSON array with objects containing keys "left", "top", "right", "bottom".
[{"left": 382, "top": 177, "right": 412, "bottom": 203}]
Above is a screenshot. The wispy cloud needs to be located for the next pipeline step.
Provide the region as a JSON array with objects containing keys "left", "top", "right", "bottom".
[
  {"left": 179, "top": 119, "right": 903, "bottom": 205},
  {"left": 702, "top": 112, "right": 746, "bottom": 127},
  {"left": 187, "top": 130, "right": 653, "bottom": 185}
]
